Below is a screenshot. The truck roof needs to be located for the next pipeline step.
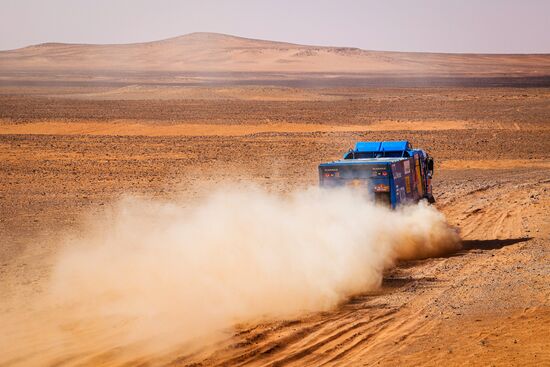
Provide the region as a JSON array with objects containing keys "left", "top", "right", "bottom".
[{"left": 355, "top": 141, "right": 411, "bottom": 153}]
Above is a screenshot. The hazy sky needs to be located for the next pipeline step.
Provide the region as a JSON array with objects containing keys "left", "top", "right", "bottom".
[{"left": 1, "top": 0, "right": 549, "bottom": 53}]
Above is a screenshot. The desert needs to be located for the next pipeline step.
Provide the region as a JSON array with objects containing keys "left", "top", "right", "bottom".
[{"left": 0, "top": 32, "right": 549, "bottom": 366}]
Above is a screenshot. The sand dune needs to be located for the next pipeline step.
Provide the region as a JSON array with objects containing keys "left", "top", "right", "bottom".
[{"left": 1, "top": 32, "right": 549, "bottom": 75}]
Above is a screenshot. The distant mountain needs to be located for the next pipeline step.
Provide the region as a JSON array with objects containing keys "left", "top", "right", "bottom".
[{"left": 1, "top": 32, "right": 549, "bottom": 76}]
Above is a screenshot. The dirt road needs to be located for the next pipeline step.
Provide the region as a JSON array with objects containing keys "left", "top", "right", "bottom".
[{"left": 0, "top": 88, "right": 549, "bottom": 366}]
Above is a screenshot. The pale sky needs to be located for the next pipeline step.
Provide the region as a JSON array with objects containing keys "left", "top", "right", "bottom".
[{"left": 1, "top": 0, "right": 549, "bottom": 53}]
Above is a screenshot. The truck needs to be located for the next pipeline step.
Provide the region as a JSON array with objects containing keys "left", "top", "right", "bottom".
[{"left": 318, "top": 141, "right": 435, "bottom": 208}]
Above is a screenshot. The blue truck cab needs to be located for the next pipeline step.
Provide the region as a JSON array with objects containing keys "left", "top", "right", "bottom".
[{"left": 319, "top": 141, "right": 435, "bottom": 208}]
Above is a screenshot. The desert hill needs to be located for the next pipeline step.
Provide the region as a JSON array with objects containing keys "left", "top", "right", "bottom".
[{"left": 1, "top": 32, "right": 549, "bottom": 76}]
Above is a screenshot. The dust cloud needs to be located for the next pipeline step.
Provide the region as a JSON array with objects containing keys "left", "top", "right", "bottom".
[{"left": 2, "top": 186, "right": 460, "bottom": 364}]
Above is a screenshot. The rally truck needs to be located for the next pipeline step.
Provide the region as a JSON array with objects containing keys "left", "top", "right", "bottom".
[{"left": 319, "top": 141, "right": 434, "bottom": 208}]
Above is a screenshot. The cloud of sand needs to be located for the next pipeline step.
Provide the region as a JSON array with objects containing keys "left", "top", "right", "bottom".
[{"left": 2, "top": 186, "right": 460, "bottom": 364}]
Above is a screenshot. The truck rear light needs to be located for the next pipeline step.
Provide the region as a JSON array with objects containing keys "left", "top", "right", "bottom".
[{"left": 374, "top": 184, "right": 390, "bottom": 192}]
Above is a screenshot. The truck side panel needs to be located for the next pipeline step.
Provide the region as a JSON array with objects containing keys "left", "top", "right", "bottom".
[{"left": 391, "top": 157, "right": 422, "bottom": 206}]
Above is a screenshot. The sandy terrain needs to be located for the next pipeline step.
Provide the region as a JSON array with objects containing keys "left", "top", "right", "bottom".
[
  {"left": 1, "top": 82, "right": 549, "bottom": 366},
  {"left": 0, "top": 33, "right": 549, "bottom": 366}
]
